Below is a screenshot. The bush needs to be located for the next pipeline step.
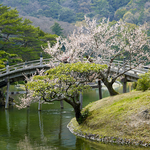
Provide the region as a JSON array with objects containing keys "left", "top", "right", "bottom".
[
  {"left": 78, "top": 108, "right": 91, "bottom": 124},
  {"left": 136, "top": 71, "right": 150, "bottom": 91}
]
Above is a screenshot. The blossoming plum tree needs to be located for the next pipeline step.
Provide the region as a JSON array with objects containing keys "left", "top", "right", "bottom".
[
  {"left": 43, "top": 17, "right": 150, "bottom": 95},
  {"left": 18, "top": 17, "right": 150, "bottom": 124}
]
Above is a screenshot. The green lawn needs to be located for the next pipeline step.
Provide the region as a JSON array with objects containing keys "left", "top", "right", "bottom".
[{"left": 69, "top": 90, "right": 150, "bottom": 143}]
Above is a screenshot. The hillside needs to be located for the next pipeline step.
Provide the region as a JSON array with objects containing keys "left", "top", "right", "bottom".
[
  {"left": 20, "top": 15, "right": 76, "bottom": 37},
  {"left": 68, "top": 90, "right": 150, "bottom": 146},
  {"left": 0, "top": 0, "right": 150, "bottom": 35}
]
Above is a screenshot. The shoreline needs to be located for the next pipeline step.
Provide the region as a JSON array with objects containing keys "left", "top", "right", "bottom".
[
  {"left": 67, "top": 120, "right": 150, "bottom": 147},
  {"left": 67, "top": 91, "right": 150, "bottom": 148}
]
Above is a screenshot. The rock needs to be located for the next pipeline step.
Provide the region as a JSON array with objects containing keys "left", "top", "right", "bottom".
[{"left": 67, "top": 121, "right": 150, "bottom": 148}]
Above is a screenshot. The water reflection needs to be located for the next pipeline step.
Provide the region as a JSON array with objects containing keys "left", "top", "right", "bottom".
[
  {"left": 75, "top": 137, "right": 150, "bottom": 150},
  {"left": 5, "top": 110, "right": 10, "bottom": 137},
  {"left": 1, "top": 104, "right": 150, "bottom": 150},
  {"left": 1, "top": 84, "right": 150, "bottom": 150},
  {"left": 59, "top": 110, "right": 62, "bottom": 140},
  {"left": 17, "top": 135, "right": 55, "bottom": 150},
  {"left": 26, "top": 108, "right": 30, "bottom": 136},
  {"left": 38, "top": 111, "right": 44, "bottom": 142}
]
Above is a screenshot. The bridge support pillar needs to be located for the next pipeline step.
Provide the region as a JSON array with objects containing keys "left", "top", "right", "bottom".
[
  {"left": 79, "top": 92, "right": 83, "bottom": 110},
  {"left": 98, "top": 80, "right": 102, "bottom": 99},
  {"left": 40, "top": 52, "right": 43, "bottom": 65},
  {"left": 60, "top": 101, "right": 64, "bottom": 109},
  {"left": 5, "top": 79, "right": 10, "bottom": 109},
  {"left": 123, "top": 76, "right": 127, "bottom": 93}
]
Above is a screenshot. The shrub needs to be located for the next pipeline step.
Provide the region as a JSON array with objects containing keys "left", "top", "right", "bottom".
[
  {"left": 136, "top": 71, "right": 150, "bottom": 91},
  {"left": 78, "top": 108, "right": 91, "bottom": 124}
]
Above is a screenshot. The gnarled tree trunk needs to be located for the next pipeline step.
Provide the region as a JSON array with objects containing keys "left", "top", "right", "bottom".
[
  {"left": 73, "top": 103, "right": 82, "bottom": 124},
  {"left": 64, "top": 96, "right": 82, "bottom": 124},
  {"left": 102, "top": 79, "right": 119, "bottom": 96}
]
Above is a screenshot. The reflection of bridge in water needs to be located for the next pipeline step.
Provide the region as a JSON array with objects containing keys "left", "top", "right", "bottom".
[{"left": 0, "top": 57, "right": 148, "bottom": 109}]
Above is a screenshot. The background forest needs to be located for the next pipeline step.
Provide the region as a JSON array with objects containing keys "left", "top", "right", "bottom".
[
  {"left": 0, "top": 0, "right": 150, "bottom": 68},
  {"left": 0, "top": 0, "right": 150, "bottom": 36},
  {"left": 0, "top": 0, "right": 150, "bottom": 25}
]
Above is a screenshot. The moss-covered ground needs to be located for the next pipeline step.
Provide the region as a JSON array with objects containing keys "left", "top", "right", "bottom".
[{"left": 68, "top": 90, "right": 150, "bottom": 143}]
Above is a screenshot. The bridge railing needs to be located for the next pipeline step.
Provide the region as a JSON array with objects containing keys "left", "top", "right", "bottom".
[
  {"left": 99, "top": 59, "right": 148, "bottom": 74},
  {"left": 0, "top": 58, "right": 60, "bottom": 75},
  {"left": 0, "top": 57, "right": 148, "bottom": 76}
]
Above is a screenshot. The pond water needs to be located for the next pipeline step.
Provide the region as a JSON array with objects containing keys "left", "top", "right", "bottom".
[{"left": 0, "top": 83, "right": 150, "bottom": 150}]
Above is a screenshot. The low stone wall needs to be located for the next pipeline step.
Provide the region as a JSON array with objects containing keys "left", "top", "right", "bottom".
[{"left": 67, "top": 121, "right": 150, "bottom": 147}]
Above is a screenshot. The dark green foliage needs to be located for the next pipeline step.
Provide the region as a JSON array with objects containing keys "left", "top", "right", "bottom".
[
  {"left": 45, "top": 2, "right": 61, "bottom": 19},
  {"left": 115, "top": 8, "right": 127, "bottom": 20},
  {"left": 0, "top": 0, "right": 149, "bottom": 25},
  {"left": 78, "top": 108, "right": 91, "bottom": 124},
  {"left": 0, "top": 50, "right": 22, "bottom": 69},
  {"left": 138, "top": 7, "right": 144, "bottom": 24},
  {"left": 50, "top": 22, "right": 63, "bottom": 36},
  {"left": 34, "top": 2, "right": 75, "bottom": 23},
  {"left": 0, "top": 4, "right": 57, "bottom": 61},
  {"left": 107, "top": 0, "right": 130, "bottom": 11},
  {"left": 91, "top": 0, "right": 130, "bottom": 20},
  {"left": 92, "top": 0, "right": 110, "bottom": 18},
  {"left": 135, "top": 0, "right": 148, "bottom": 4},
  {"left": 76, "top": 12, "right": 85, "bottom": 21},
  {"left": 59, "top": 8, "right": 76, "bottom": 23},
  {"left": 58, "top": 0, "right": 60, "bottom": 4},
  {"left": 18, "top": 81, "right": 25, "bottom": 84}
]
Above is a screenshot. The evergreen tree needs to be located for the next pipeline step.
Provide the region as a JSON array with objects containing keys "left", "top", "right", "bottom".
[
  {"left": 0, "top": 50, "right": 22, "bottom": 69},
  {"left": 50, "top": 22, "right": 63, "bottom": 36},
  {"left": 0, "top": 4, "right": 57, "bottom": 61},
  {"left": 0, "top": 4, "right": 22, "bottom": 52}
]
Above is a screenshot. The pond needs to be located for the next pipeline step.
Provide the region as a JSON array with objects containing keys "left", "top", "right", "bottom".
[{"left": 0, "top": 83, "right": 149, "bottom": 150}]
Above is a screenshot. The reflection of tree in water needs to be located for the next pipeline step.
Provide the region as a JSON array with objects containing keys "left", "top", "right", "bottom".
[
  {"left": 17, "top": 135, "right": 56, "bottom": 150},
  {"left": 5, "top": 110, "right": 10, "bottom": 137},
  {"left": 17, "top": 135, "right": 33, "bottom": 150},
  {"left": 26, "top": 107, "right": 30, "bottom": 136},
  {"left": 38, "top": 111, "right": 44, "bottom": 142},
  {"left": 17, "top": 109, "right": 54, "bottom": 150},
  {"left": 22, "top": 107, "right": 64, "bottom": 150},
  {"left": 59, "top": 109, "right": 62, "bottom": 140}
]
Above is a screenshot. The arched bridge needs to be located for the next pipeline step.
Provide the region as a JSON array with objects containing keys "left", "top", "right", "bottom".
[
  {"left": 0, "top": 57, "right": 148, "bottom": 109},
  {"left": 0, "top": 58, "right": 59, "bottom": 88},
  {"left": 0, "top": 58, "right": 148, "bottom": 87}
]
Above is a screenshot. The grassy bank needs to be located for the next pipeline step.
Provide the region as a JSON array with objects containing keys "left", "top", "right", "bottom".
[{"left": 68, "top": 90, "right": 150, "bottom": 145}]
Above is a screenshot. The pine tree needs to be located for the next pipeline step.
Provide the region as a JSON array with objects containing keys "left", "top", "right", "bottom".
[
  {"left": 0, "top": 4, "right": 57, "bottom": 61},
  {"left": 50, "top": 22, "right": 63, "bottom": 36},
  {"left": 0, "top": 50, "right": 22, "bottom": 69}
]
